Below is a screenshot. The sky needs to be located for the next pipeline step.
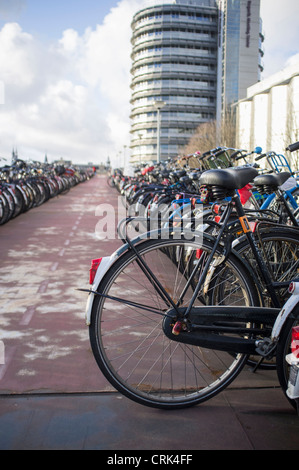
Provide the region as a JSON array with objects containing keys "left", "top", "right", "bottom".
[{"left": 0, "top": 0, "right": 298, "bottom": 167}]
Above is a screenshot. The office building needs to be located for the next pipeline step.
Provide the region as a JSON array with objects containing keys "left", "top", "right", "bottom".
[
  {"left": 130, "top": 0, "right": 218, "bottom": 163},
  {"left": 217, "top": 0, "right": 264, "bottom": 121},
  {"left": 130, "top": 0, "right": 263, "bottom": 163},
  {"left": 236, "top": 61, "right": 299, "bottom": 162}
]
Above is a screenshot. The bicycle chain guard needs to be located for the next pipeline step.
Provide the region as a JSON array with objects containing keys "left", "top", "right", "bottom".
[{"left": 162, "top": 306, "right": 278, "bottom": 354}]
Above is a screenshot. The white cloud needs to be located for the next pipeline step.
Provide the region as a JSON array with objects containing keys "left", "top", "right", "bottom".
[
  {"left": 0, "top": 23, "right": 35, "bottom": 90},
  {"left": 3, "top": 0, "right": 297, "bottom": 166},
  {"left": 260, "top": 0, "right": 299, "bottom": 78},
  {"left": 0, "top": 0, "right": 140, "bottom": 165},
  {"left": 285, "top": 53, "right": 299, "bottom": 69}
]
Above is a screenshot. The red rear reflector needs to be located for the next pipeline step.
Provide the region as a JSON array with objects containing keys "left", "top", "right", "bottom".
[
  {"left": 196, "top": 249, "right": 203, "bottom": 259},
  {"left": 249, "top": 221, "right": 257, "bottom": 233},
  {"left": 289, "top": 282, "right": 295, "bottom": 294},
  {"left": 291, "top": 326, "right": 299, "bottom": 359},
  {"left": 89, "top": 258, "right": 102, "bottom": 284},
  {"left": 213, "top": 204, "right": 220, "bottom": 214}
]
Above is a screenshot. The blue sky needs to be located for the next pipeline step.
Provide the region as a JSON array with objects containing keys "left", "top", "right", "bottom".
[
  {"left": 0, "top": 0, "right": 118, "bottom": 38},
  {"left": 0, "top": 0, "right": 298, "bottom": 165},
  {"left": 3, "top": 0, "right": 298, "bottom": 76},
  {"left": 0, "top": 0, "right": 141, "bottom": 165}
]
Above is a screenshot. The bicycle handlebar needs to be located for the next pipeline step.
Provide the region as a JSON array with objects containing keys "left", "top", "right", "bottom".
[
  {"left": 230, "top": 150, "right": 252, "bottom": 161},
  {"left": 255, "top": 153, "right": 268, "bottom": 161},
  {"left": 286, "top": 141, "right": 299, "bottom": 152},
  {"left": 201, "top": 147, "right": 222, "bottom": 158},
  {"left": 229, "top": 150, "right": 242, "bottom": 160}
]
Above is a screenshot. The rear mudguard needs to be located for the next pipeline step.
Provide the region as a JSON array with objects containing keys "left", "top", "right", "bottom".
[
  {"left": 85, "top": 226, "right": 185, "bottom": 325},
  {"left": 85, "top": 225, "right": 260, "bottom": 326}
]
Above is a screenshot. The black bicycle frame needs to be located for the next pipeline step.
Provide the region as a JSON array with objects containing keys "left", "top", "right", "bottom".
[
  {"left": 122, "top": 192, "right": 282, "bottom": 318},
  {"left": 95, "top": 193, "right": 284, "bottom": 327}
]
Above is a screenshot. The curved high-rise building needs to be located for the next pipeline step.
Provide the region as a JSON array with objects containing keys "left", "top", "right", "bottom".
[{"left": 130, "top": 0, "right": 218, "bottom": 163}]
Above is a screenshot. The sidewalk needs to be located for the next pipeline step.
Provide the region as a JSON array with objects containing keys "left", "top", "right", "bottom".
[
  {"left": 0, "top": 174, "right": 298, "bottom": 451},
  {"left": 0, "top": 381, "right": 298, "bottom": 450}
]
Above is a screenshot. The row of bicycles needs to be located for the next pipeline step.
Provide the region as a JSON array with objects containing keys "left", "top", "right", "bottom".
[
  {"left": 83, "top": 142, "right": 299, "bottom": 411},
  {"left": 0, "top": 158, "right": 95, "bottom": 225}
]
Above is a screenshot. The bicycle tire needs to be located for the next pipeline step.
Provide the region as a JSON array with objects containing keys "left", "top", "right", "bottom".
[
  {"left": 107, "top": 177, "right": 115, "bottom": 188},
  {"left": 10, "top": 186, "right": 23, "bottom": 218},
  {"left": 2, "top": 188, "right": 15, "bottom": 221},
  {"left": 0, "top": 192, "right": 10, "bottom": 224},
  {"left": 89, "top": 234, "right": 260, "bottom": 409}
]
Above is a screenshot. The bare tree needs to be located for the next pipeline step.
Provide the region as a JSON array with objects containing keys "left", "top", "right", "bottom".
[
  {"left": 220, "top": 107, "right": 237, "bottom": 149},
  {"left": 183, "top": 120, "right": 217, "bottom": 155},
  {"left": 183, "top": 111, "right": 237, "bottom": 156}
]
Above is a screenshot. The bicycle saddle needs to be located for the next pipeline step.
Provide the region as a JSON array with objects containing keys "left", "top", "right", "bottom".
[
  {"left": 180, "top": 175, "right": 191, "bottom": 184},
  {"left": 189, "top": 172, "right": 200, "bottom": 180},
  {"left": 198, "top": 167, "right": 258, "bottom": 189},
  {"left": 253, "top": 171, "right": 291, "bottom": 187}
]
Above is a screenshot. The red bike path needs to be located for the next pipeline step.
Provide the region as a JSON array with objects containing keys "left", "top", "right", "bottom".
[{"left": 0, "top": 174, "right": 298, "bottom": 450}]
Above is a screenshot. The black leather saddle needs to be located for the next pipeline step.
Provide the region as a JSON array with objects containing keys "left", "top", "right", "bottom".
[
  {"left": 254, "top": 171, "right": 291, "bottom": 188},
  {"left": 199, "top": 167, "right": 259, "bottom": 190}
]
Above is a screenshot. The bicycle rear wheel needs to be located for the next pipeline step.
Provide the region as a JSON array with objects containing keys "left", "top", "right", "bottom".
[{"left": 89, "top": 235, "right": 260, "bottom": 409}]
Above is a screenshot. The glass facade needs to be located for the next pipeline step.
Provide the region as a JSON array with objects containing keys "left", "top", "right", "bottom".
[
  {"left": 223, "top": 0, "right": 240, "bottom": 106},
  {"left": 130, "top": 1, "right": 218, "bottom": 163},
  {"left": 130, "top": 0, "right": 263, "bottom": 163},
  {"left": 218, "top": 0, "right": 263, "bottom": 118}
]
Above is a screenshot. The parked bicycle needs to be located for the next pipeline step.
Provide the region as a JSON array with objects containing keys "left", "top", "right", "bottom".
[
  {"left": 82, "top": 143, "right": 299, "bottom": 410},
  {"left": 0, "top": 158, "right": 95, "bottom": 225}
]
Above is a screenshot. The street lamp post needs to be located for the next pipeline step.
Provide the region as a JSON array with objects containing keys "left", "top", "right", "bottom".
[
  {"left": 154, "top": 100, "right": 166, "bottom": 163},
  {"left": 138, "top": 132, "right": 143, "bottom": 165},
  {"left": 123, "top": 145, "right": 127, "bottom": 170}
]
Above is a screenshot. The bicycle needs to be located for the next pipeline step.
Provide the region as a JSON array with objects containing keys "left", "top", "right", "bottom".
[
  {"left": 0, "top": 158, "right": 94, "bottom": 224},
  {"left": 144, "top": 146, "right": 299, "bottom": 236},
  {"left": 82, "top": 165, "right": 299, "bottom": 409}
]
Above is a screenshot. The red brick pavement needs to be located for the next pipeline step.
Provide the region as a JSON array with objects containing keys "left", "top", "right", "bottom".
[
  {"left": 0, "top": 174, "right": 122, "bottom": 394},
  {"left": 1, "top": 174, "right": 299, "bottom": 451}
]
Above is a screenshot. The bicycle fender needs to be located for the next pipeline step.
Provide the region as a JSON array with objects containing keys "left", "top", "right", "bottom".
[
  {"left": 85, "top": 230, "right": 175, "bottom": 325},
  {"left": 85, "top": 228, "right": 252, "bottom": 326},
  {"left": 85, "top": 228, "right": 214, "bottom": 325},
  {"left": 85, "top": 255, "right": 117, "bottom": 326},
  {"left": 271, "top": 282, "right": 299, "bottom": 341},
  {"left": 117, "top": 226, "right": 213, "bottom": 255}
]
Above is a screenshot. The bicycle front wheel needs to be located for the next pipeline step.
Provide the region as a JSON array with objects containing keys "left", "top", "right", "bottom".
[
  {"left": 89, "top": 235, "right": 260, "bottom": 409},
  {"left": 235, "top": 228, "right": 299, "bottom": 307}
]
